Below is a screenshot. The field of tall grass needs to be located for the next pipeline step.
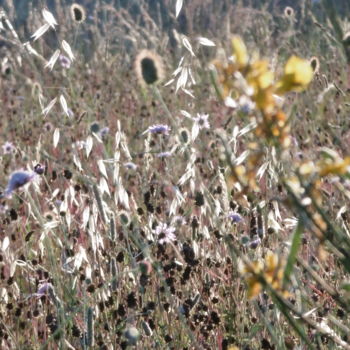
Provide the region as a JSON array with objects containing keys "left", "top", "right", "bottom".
[{"left": 1, "top": 0, "right": 350, "bottom": 349}]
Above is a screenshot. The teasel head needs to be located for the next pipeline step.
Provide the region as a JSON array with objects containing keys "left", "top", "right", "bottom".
[
  {"left": 134, "top": 50, "right": 165, "bottom": 87},
  {"left": 70, "top": 3, "right": 86, "bottom": 23}
]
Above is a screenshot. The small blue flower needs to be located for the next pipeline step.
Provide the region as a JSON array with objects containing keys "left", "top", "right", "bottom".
[
  {"left": 2, "top": 141, "right": 15, "bottom": 155},
  {"left": 228, "top": 212, "right": 243, "bottom": 223},
  {"left": 144, "top": 124, "right": 171, "bottom": 135},
  {"left": 59, "top": 54, "right": 71, "bottom": 69},
  {"left": 2, "top": 171, "right": 36, "bottom": 197},
  {"left": 34, "top": 164, "right": 45, "bottom": 175},
  {"left": 250, "top": 236, "right": 261, "bottom": 249},
  {"left": 99, "top": 127, "right": 110, "bottom": 138},
  {"left": 156, "top": 151, "right": 172, "bottom": 158},
  {"left": 124, "top": 162, "right": 137, "bottom": 170}
]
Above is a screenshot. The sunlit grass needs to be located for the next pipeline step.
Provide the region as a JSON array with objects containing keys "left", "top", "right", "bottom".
[{"left": 1, "top": 1, "right": 350, "bottom": 349}]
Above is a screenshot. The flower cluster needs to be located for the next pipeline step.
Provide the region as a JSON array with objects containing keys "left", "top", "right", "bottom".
[
  {"left": 239, "top": 251, "right": 288, "bottom": 299},
  {"left": 213, "top": 36, "right": 314, "bottom": 148}
]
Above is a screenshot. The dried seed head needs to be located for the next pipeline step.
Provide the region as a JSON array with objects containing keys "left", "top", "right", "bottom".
[
  {"left": 70, "top": 3, "right": 86, "bottom": 23},
  {"left": 284, "top": 6, "right": 294, "bottom": 17},
  {"left": 134, "top": 50, "right": 164, "bottom": 86},
  {"left": 309, "top": 56, "right": 320, "bottom": 74}
]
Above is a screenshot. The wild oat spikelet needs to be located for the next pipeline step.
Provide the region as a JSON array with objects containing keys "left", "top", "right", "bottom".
[
  {"left": 343, "top": 32, "right": 350, "bottom": 46},
  {"left": 70, "top": 3, "right": 86, "bottom": 23},
  {"left": 309, "top": 56, "right": 320, "bottom": 74},
  {"left": 134, "top": 50, "right": 164, "bottom": 86},
  {"left": 284, "top": 6, "right": 295, "bottom": 17}
]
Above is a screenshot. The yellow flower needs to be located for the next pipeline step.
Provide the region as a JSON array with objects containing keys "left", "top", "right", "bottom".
[
  {"left": 299, "top": 160, "right": 317, "bottom": 176},
  {"left": 240, "top": 251, "right": 287, "bottom": 299},
  {"left": 276, "top": 56, "right": 313, "bottom": 93},
  {"left": 212, "top": 60, "right": 237, "bottom": 98},
  {"left": 254, "top": 86, "right": 275, "bottom": 112},
  {"left": 232, "top": 36, "right": 248, "bottom": 69},
  {"left": 247, "top": 60, "right": 274, "bottom": 90},
  {"left": 318, "top": 156, "right": 350, "bottom": 177}
]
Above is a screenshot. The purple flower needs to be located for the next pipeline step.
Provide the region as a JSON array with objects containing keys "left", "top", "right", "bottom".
[
  {"left": 154, "top": 223, "right": 176, "bottom": 244},
  {"left": 194, "top": 113, "right": 210, "bottom": 129},
  {"left": 124, "top": 162, "right": 137, "bottom": 170},
  {"left": 34, "top": 163, "right": 45, "bottom": 175},
  {"left": 99, "top": 127, "right": 110, "bottom": 138},
  {"left": 156, "top": 151, "right": 172, "bottom": 158},
  {"left": 145, "top": 124, "right": 171, "bottom": 135},
  {"left": 1, "top": 171, "right": 36, "bottom": 198},
  {"left": 171, "top": 215, "right": 186, "bottom": 226},
  {"left": 43, "top": 122, "right": 54, "bottom": 132},
  {"left": 35, "top": 282, "right": 53, "bottom": 297},
  {"left": 228, "top": 211, "right": 243, "bottom": 223},
  {"left": 249, "top": 236, "right": 261, "bottom": 249},
  {"left": 59, "top": 54, "right": 71, "bottom": 69},
  {"left": 2, "top": 142, "right": 15, "bottom": 155}
]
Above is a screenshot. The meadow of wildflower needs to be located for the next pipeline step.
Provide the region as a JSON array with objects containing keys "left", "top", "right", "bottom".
[{"left": 1, "top": 0, "right": 350, "bottom": 349}]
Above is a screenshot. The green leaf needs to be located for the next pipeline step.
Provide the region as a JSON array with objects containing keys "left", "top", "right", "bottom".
[
  {"left": 248, "top": 324, "right": 264, "bottom": 338},
  {"left": 270, "top": 290, "right": 315, "bottom": 349},
  {"left": 283, "top": 219, "right": 304, "bottom": 288},
  {"left": 340, "top": 283, "right": 350, "bottom": 291},
  {"left": 340, "top": 256, "right": 350, "bottom": 274}
]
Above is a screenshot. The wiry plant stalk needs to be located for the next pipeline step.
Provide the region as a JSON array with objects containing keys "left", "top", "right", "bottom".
[{"left": 86, "top": 307, "right": 94, "bottom": 347}]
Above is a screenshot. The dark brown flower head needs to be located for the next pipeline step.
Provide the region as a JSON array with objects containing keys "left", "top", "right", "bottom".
[
  {"left": 70, "top": 3, "right": 86, "bottom": 23},
  {"left": 284, "top": 6, "right": 294, "bottom": 17},
  {"left": 134, "top": 50, "right": 164, "bottom": 86},
  {"left": 309, "top": 56, "right": 320, "bottom": 74}
]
